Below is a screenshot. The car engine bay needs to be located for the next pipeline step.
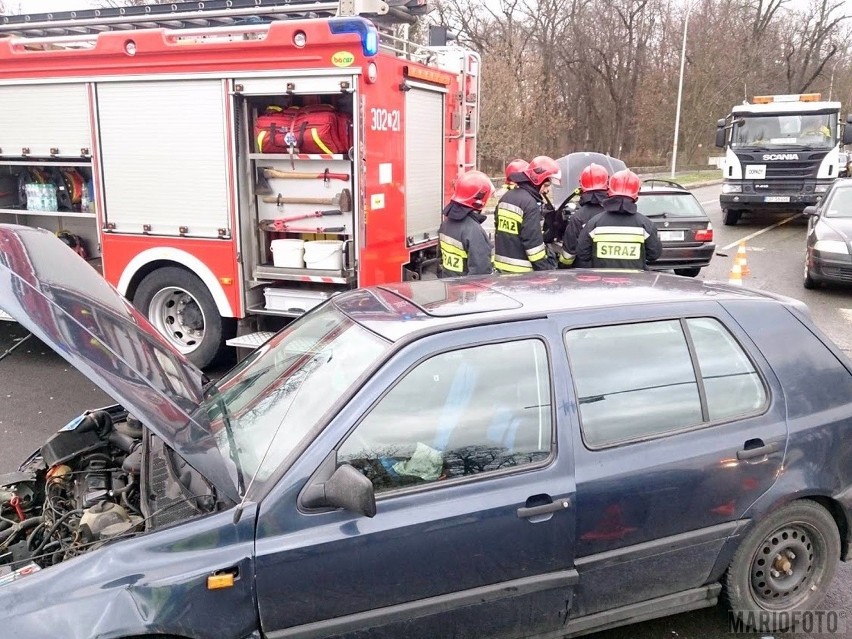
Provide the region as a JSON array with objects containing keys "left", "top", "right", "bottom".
[{"left": 0, "top": 406, "right": 217, "bottom": 575}]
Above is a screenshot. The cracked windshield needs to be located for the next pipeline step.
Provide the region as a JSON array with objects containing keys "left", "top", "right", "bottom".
[{"left": 202, "top": 306, "right": 388, "bottom": 487}]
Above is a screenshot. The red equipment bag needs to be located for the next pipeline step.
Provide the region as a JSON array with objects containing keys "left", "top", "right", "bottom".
[
  {"left": 254, "top": 105, "right": 352, "bottom": 155},
  {"left": 292, "top": 105, "right": 352, "bottom": 155},
  {"left": 254, "top": 105, "right": 301, "bottom": 153}
]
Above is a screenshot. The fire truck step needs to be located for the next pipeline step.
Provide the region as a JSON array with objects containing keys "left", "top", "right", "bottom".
[{"left": 226, "top": 331, "right": 276, "bottom": 349}]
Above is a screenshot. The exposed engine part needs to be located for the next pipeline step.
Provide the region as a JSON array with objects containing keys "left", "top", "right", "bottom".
[
  {"left": 0, "top": 408, "right": 216, "bottom": 574},
  {"left": 79, "top": 502, "right": 143, "bottom": 542}
]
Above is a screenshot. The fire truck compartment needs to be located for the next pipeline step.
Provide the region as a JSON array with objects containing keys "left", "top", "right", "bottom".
[
  {"left": 0, "top": 84, "right": 92, "bottom": 159},
  {"left": 405, "top": 86, "right": 445, "bottom": 243},
  {"left": 97, "top": 80, "right": 231, "bottom": 239}
]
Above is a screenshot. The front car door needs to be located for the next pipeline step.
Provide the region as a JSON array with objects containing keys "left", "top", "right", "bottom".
[
  {"left": 556, "top": 301, "right": 788, "bottom": 619},
  {"left": 254, "top": 319, "right": 577, "bottom": 638}
]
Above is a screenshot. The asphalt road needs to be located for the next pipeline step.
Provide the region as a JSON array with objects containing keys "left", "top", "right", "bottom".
[{"left": 2, "top": 185, "right": 852, "bottom": 637}]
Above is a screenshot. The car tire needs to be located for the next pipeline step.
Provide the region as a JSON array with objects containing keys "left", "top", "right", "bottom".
[
  {"left": 724, "top": 500, "right": 840, "bottom": 632},
  {"left": 674, "top": 267, "right": 701, "bottom": 278},
  {"left": 723, "top": 209, "right": 741, "bottom": 226},
  {"left": 132, "top": 266, "right": 234, "bottom": 369},
  {"left": 803, "top": 269, "right": 818, "bottom": 290}
]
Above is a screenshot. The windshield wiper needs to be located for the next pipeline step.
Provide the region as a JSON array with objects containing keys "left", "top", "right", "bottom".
[
  {"left": 205, "top": 383, "right": 246, "bottom": 499},
  {"left": 646, "top": 212, "right": 669, "bottom": 218}
]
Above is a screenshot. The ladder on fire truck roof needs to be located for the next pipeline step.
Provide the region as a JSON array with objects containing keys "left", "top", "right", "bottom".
[{"left": 0, "top": 0, "right": 429, "bottom": 37}]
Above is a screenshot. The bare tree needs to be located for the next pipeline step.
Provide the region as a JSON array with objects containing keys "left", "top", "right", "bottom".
[{"left": 781, "top": 0, "right": 848, "bottom": 93}]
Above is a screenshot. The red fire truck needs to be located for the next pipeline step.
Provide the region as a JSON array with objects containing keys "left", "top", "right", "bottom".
[{"left": 0, "top": 0, "right": 480, "bottom": 367}]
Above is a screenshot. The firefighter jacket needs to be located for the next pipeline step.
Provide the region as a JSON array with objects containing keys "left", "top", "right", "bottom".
[
  {"left": 438, "top": 202, "right": 493, "bottom": 278},
  {"left": 559, "top": 190, "right": 607, "bottom": 268},
  {"left": 575, "top": 196, "right": 663, "bottom": 270},
  {"left": 493, "top": 180, "right": 556, "bottom": 273}
]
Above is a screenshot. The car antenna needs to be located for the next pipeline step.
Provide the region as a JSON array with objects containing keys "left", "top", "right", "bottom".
[{"left": 232, "top": 351, "right": 330, "bottom": 525}]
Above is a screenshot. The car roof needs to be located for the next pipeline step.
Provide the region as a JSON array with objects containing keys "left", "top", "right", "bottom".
[{"left": 333, "top": 270, "right": 788, "bottom": 342}]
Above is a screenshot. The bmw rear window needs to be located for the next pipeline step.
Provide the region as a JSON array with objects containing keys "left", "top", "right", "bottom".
[{"left": 638, "top": 193, "right": 707, "bottom": 218}]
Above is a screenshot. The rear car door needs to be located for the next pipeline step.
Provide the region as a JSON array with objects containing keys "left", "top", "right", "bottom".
[
  {"left": 557, "top": 301, "right": 788, "bottom": 617},
  {"left": 254, "top": 319, "right": 577, "bottom": 638}
]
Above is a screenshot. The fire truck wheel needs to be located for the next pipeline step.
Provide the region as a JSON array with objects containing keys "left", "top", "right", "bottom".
[{"left": 133, "top": 266, "right": 227, "bottom": 368}]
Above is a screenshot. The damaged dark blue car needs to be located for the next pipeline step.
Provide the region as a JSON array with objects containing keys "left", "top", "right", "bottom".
[{"left": 2, "top": 223, "right": 852, "bottom": 639}]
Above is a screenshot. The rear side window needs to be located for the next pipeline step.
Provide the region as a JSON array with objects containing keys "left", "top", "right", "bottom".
[
  {"left": 687, "top": 318, "right": 766, "bottom": 421},
  {"left": 565, "top": 317, "right": 766, "bottom": 448}
]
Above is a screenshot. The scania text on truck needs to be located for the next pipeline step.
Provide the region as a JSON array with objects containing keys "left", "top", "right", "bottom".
[
  {"left": 0, "top": 0, "right": 480, "bottom": 368},
  {"left": 714, "top": 93, "right": 849, "bottom": 226}
]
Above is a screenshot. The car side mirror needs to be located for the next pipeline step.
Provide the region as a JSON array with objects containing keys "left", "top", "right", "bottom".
[
  {"left": 802, "top": 206, "right": 819, "bottom": 217},
  {"left": 302, "top": 453, "right": 377, "bottom": 518},
  {"left": 843, "top": 126, "right": 852, "bottom": 146},
  {"left": 846, "top": 113, "right": 852, "bottom": 125},
  {"left": 715, "top": 126, "right": 726, "bottom": 149}
]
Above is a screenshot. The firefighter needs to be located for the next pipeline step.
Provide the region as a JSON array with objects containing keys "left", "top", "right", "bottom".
[
  {"left": 493, "top": 155, "right": 561, "bottom": 274},
  {"left": 488, "top": 159, "right": 528, "bottom": 217},
  {"left": 575, "top": 169, "right": 662, "bottom": 270},
  {"left": 559, "top": 163, "right": 610, "bottom": 268},
  {"left": 438, "top": 170, "right": 496, "bottom": 278}
]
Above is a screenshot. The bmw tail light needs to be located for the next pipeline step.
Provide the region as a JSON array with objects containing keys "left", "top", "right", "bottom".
[{"left": 695, "top": 227, "right": 714, "bottom": 242}]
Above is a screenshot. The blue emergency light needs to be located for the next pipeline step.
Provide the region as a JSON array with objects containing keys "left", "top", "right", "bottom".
[{"left": 328, "top": 18, "right": 379, "bottom": 57}]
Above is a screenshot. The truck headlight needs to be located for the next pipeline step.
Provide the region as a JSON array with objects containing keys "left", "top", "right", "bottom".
[
  {"left": 722, "top": 184, "right": 742, "bottom": 194},
  {"left": 815, "top": 184, "right": 831, "bottom": 193},
  {"left": 814, "top": 239, "right": 849, "bottom": 254}
]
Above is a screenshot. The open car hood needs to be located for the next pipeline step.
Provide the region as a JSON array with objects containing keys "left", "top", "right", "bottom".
[
  {"left": 0, "top": 224, "right": 238, "bottom": 503},
  {"left": 551, "top": 152, "right": 628, "bottom": 208}
]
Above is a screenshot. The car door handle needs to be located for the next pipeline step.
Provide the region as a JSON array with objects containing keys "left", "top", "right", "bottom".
[
  {"left": 517, "top": 499, "right": 571, "bottom": 519},
  {"left": 737, "top": 441, "right": 781, "bottom": 460}
]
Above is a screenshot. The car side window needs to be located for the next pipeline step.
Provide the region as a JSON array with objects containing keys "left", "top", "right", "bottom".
[
  {"left": 565, "top": 317, "right": 768, "bottom": 448},
  {"left": 338, "top": 339, "right": 553, "bottom": 494},
  {"left": 686, "top": 317, "right": 766, "bottom": 421},
  {"left": 565, "top": 320, "right": 702, "bottom": 447}
]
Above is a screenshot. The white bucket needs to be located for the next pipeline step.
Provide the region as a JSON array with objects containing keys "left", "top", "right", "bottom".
[
  {"left": 271, "top": 239, "right": 305, "bottom": 268},
  {"left": 304, "top": 240, "right": 344, "bottom": 270}
]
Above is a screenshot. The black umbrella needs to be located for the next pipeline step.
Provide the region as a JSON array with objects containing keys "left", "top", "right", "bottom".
[{"left": 551, "top": 152, "right": 627, "bottom": 209}]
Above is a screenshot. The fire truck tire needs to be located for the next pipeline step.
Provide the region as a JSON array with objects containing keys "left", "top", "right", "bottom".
[{"left": 132, "top": 267, "right": 228, "bottom": 369}]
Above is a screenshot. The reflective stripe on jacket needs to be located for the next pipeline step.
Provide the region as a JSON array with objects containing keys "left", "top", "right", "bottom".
[
  {"left": 493, "top": 181, "right": 555, "bottom": 273},
  {"left": 575, "top": 197, "right": 663, "bottom": 270},
  {"left": 437, "top": 203, "right": 493, "bottom": 277}
]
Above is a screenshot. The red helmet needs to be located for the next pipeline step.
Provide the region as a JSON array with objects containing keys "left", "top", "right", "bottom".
[
  {"left": 451, "top": 170, "right": 495, "bottom": 209},
  {"left": 505, "top": 159, "right": 529, "bottom": 183},
  {"left": 579, "top": 163, "right": 609, "bottom": 191},
  {"left": 608, "top": 169, "right": 641, "bottom": 201},
  {"left": 524, "top": 155, "right": 561, "bottom": 187}
]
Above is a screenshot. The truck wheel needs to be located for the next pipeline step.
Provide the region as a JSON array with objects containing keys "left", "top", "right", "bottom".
[
  {"left": 724, "top": 501, "right": 840, "bottom": 632},
  {"left": 723, "top": 209, "right": 741, "bottom": 226},
  {"left": 132, "top": 266, "right": 229, "bottom": 369}
]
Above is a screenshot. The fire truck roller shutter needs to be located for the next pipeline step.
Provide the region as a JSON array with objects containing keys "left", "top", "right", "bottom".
[
  {"left": 117, "top": 249, "right": 236, "bottom": 370},
  {"left": 405, "top": 85, "right": 446, "bottom": 241}
]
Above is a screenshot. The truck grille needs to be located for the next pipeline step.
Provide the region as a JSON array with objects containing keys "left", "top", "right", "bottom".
[{"left": 735, "top": 151, "right": 827, "bottom": 180}]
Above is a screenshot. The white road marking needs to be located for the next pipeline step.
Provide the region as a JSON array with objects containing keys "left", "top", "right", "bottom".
[
  {"left": 839, "top": 309, "right": 852, "bottom": 324},
  {"left": 721, "top": 214, "right": 799, "bottom": 251},
  {"left": 699, "top": 199, "right": 717, "bottom": 206}
]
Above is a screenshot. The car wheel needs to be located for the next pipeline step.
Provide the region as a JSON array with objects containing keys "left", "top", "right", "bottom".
[
  {"left": 724, "top": 501, "right": 840, "bottom": 632},
  {"left": 723, "top": 209, "right": 741, "bottom": 226},
  {"left": 674, "top": 267, "right": 701, "bottom": 278},
  {"left": 133, "top": 266, "right": 233, "bottom": 369}
]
